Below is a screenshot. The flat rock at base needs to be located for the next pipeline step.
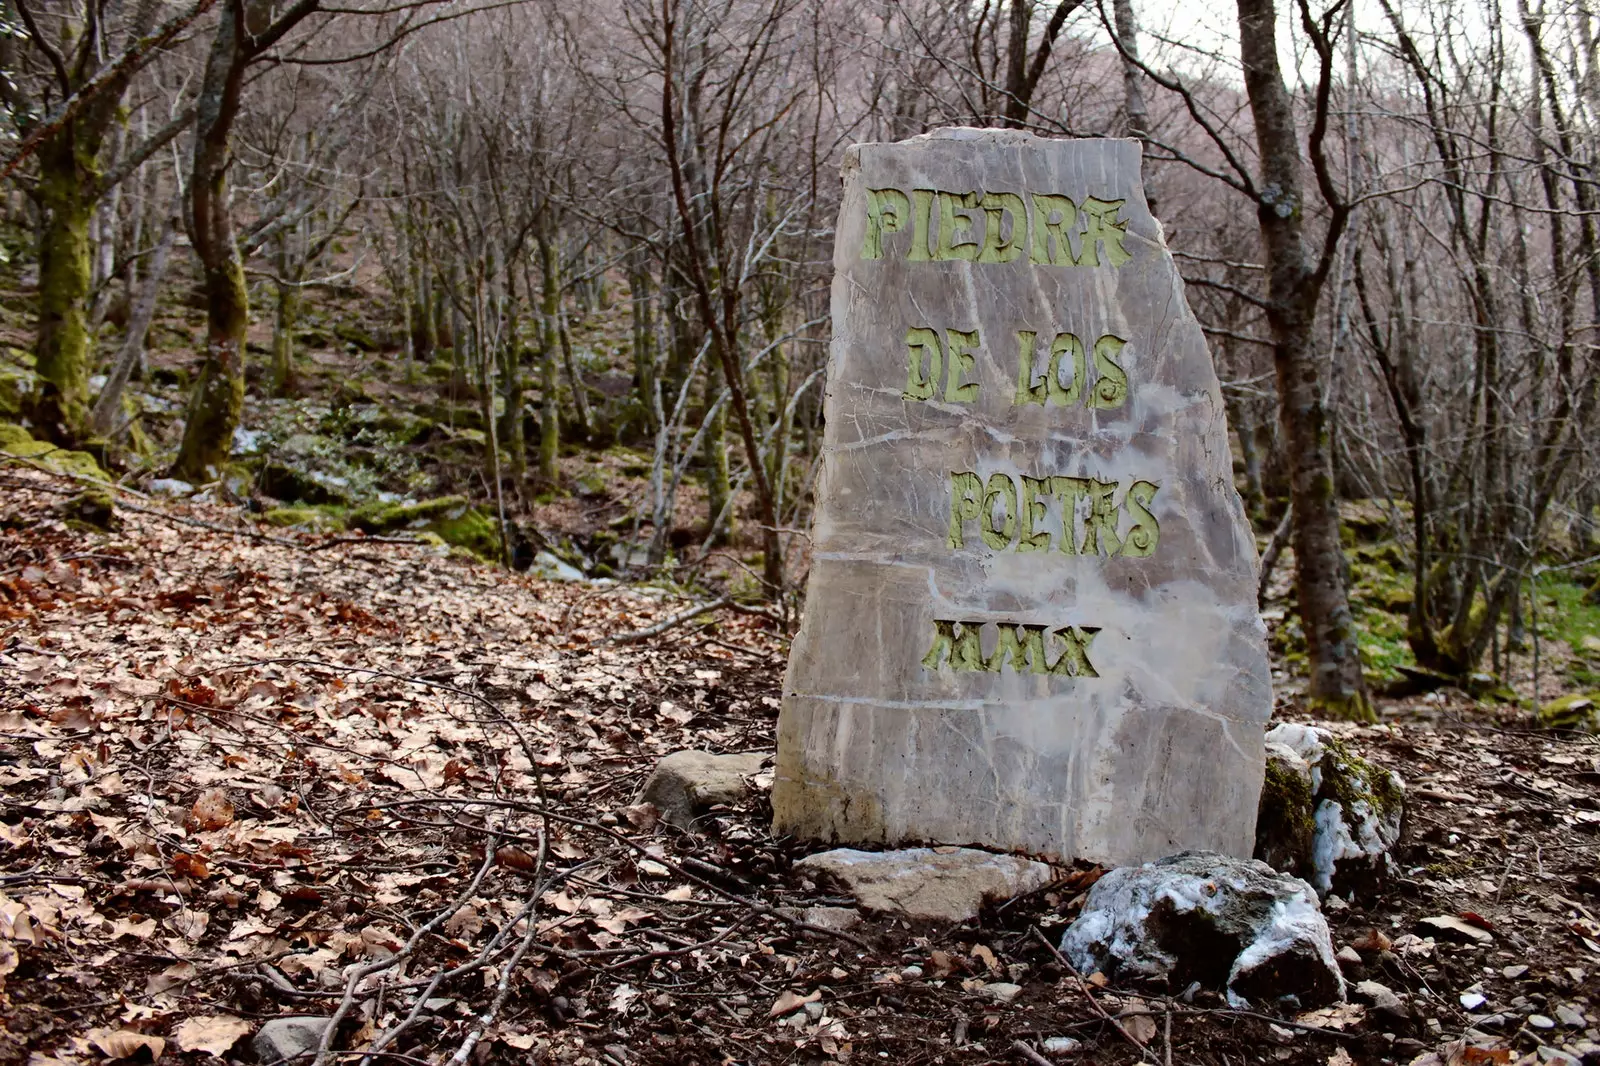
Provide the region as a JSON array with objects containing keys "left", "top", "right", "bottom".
[
  {"left": 253, "top": 1017, "right": 332, "bottom": 1064},
  {"left": 795, "top": 846, "right": 1051, "bottom": 922},
  {"left": 1059, "top": 852, "right": 1344, "bottom": 1009},
  {"left": 772, "top": 128, "right": 1272, "bottom": 866},
  {"left": 637, "top": 750, "right": 769, "bottom": 830}
]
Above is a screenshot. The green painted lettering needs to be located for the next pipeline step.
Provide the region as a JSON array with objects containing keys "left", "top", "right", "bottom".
[
  {"left": 1049, "top": 332, "right": 1086, "bottom": 407},
  {"left": 943, "top": 328, "right": 981, "bottom": 403},
  {"left": 862, "top": 188, "right": 910, "bottom": 259},
  {"left": 1019, "top": 475, "right": 1051, "bottom": 552},
  {"left": 1082, "top": 479, "right": 1122, "bottom": 555},
  {"left": 1029, "top": 194, "right": 1078, "bottom": 266},
  {"left": 1079, "top": 197, "right": 1132, "bottom": 267},
  {"left": 1089, "top": 334, "right": 1129, "bottom": 408},
  {"left": 1049, "top": 626, "right": 1101, "bottom": 677},
  {"left": 903, "top": 326, "right": 941, "bottom": 401},
  {"left": 1015, "top": 330, "right": 1045, "bottom": 404},
  {"left": 909, "top": 189, "right": 935, "bottom": 262},
  {"left": 1121, "top": 480, "right": 1160, "bottom": 557},
  {"left": 1050, "top": 475, "right": 1090, "bottom": 554},
  {"left": 982, "top": 473, "right": 1017, "bottom": 550},
  {"left": 935, "top": 192, "right": 980, "bottom": 261},
  {"left": 978, "top": 192, "right": 1026, "bottom": 263},
  {"left": 948, "top": 471, "right": 983, "bottom": 548}
]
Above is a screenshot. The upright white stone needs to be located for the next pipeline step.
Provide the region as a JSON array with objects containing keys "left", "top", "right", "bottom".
[{"left": 773, "top": 128, "right": 1272, "bottom": 865}]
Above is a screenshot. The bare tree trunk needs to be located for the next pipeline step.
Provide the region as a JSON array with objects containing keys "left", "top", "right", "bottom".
[
  {"left": 271, "top": 234, "right": 300, "bottom": 397},
  {"left": 90, "top": 202, "right": 178, "bottom": 436},
  {"left": 173, "top": 1, "right": 251, "bottom": 481},
  {"left": 1236, "top": 0, "right": 1372, "bottom": 720},
  {"left": 1112, "top": 0, "right": 1148, "bottom": 140},
  {"left": 537, "top": 228, "right": 562, "bottom": 485}
]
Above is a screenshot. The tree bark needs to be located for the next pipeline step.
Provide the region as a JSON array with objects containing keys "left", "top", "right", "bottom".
[
  {"left": 1236, "top": 0, "right": 1372, "bottom": 720},
  {"left": 173, "top": 0, "right": 252, "bottom": 481},
  {"left": 271, "top": 236, "right": 299, "bottom": 397},
  {"left": 91, "top": 201, "right": 178, "bottom": 436},
  {"left": 537, "top": 229, "right": 562, "bottom": 485},
  {"left": 31, "top": 129, "right": 96, "bottom": 443}
]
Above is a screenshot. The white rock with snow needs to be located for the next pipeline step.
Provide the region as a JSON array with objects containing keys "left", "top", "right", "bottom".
[
  {"left": 1260, "top": 723, "right": 1404, "bottom": 896},
  {"left": 1059, "top": 851, "right": 1345, "bottom": 1009}
]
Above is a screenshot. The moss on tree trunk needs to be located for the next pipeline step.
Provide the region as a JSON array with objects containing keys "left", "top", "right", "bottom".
[{"left": 31, "top": 133, "right": 97, "bottom": 444}]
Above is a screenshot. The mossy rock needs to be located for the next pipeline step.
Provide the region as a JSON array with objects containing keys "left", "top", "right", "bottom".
[
  {"left": 1255, "top": 744, "right": 1316, "bottom": 878},
  {"left": 0, "top": 422, "right": 110, "bottom": 482},
  {"left": 0, "top": 365, "right": 31, "bottom": 420},
  {"left": 261, "top": 506, "right": 347, "bottom": 532},
  {"left": 258, "top": 461, "right": 353, "bottom": 506},
  {"left": 1538, "top": 693, "right": 1598, "bottom": 733},
  {"left": 1260, "top": 723, "right": 1404, "bottom": 898},
  {"left": 334, "top": 323, "right": 382, "bottom": 353},
  {"left": 1377, "top": 587, "right": 1414, "bottom": 614},
  {"left": 353, "top": 495, "right": 501, "bottom": 561},
  {"left": 59, "top": 489, "right": 119, "bottom": 532}
]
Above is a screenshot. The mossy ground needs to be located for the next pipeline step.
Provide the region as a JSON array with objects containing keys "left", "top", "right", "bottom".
[{"left": 0, "top": 422, "right": 110, "bottom": 482}]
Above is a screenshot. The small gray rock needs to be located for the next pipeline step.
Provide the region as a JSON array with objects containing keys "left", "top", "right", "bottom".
[
  {"left": 637, "top": 750, "right": 769, "bottom": 829},
  {"left": 984, "top": 982, "right": 1023, "bottom": 1004},
  {"left": 253, "top": 1017, "right": 332, "bottom": 1065},
  {"left": 1353, "top": 980, "right": 1405, "bottom": 1016},
  {"left": 1530, "top": 1014, "right": 1557, "bottom": 1030},
  {"left": 1555, "top": 1005, "right": 1587, "bottom": 1028},
  {"left": 1336, "top": 946, "right": 1362, "bottom": 968},
  {"left": 795, "top": 847, "right": 1051, "bottom": 923},
  {"left": 1041, "top": 1036, "right": 1082, "bottom": 1054},
  {"left": 1536, "top": 1048, "right": 1581, "bottom": 1066},
  {"left": 800, "top": 906, "right": 861, "bottom": 932},
  {"left": 1060, "top": 852, "right": 1344, "bottom": 1009}
]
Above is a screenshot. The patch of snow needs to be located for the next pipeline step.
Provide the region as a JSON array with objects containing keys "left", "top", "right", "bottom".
[
  {"left": 232, "top": 427, "right": 269, "bottom": 455},
  {"left": 147, "top": 478, "right": 195, "bottom": 498}
]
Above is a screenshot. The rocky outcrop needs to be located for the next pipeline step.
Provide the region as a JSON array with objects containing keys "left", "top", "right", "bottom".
[
  {"left": 794, "top": 846, "right": 1052, "bottom": 923},
  {"left": 1255, "top": 724, "right": 1404, "bottom": 897},
  {"left": 1060, "top": 852, "right": 1344, "bottom": 1009}
]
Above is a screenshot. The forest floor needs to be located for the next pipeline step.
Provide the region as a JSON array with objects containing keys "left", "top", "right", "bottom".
[{"left": 2, "top": 463, "right": 1599, "bottom": 1066}]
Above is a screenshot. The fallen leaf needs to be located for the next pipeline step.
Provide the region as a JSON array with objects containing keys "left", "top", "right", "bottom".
[
  {"left": 1298, "top": 1003, "right": 1365, "bottom": 1030},
  {"left": 609, "top": 983, "right": 639, "bottom": 1014},
  {"left": 87, "top": 1028, "right": 165, "bottom": 1060},
  {"left": 770, "top": 988, "right": 822, "bottom": 1017},
  {"left": 970, "top": 943, "right": 1001, "bottom": 975},
  {"left": 444, "top": 905, "right": 483, "bottom": 938},
  {"left": 1327, "top": 1049, "right": 1354, "bottom": 1066},
  {"left": 1122, "top": 998, "right": 1157, "bottom": 1044},
  {"left": 191, "top": 789, "right": 234, "bottom": 831},
  {"left": 173, "top": 1015, "right": 250, "bottom": 1056}
]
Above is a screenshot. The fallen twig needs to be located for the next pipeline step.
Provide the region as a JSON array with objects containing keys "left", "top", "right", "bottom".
[
  {"left": 603, "top": 596, "right": 731, "bottom": 644},
  {"left": 1030, "top": 926, "right": 1149, "bottom": 1055},
  {"left": 1011, "top": 1039, "right": 1054, "bottom": 1066}
]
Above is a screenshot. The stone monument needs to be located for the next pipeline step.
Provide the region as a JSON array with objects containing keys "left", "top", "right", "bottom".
[{"left": 772, "top": 128, "right": 1272, "bottom": 866}]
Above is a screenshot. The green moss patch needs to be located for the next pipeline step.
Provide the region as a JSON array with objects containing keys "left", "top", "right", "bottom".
[
  {"left": 1538, "top": 693, "right": 1598, "bottom": 733},
  {"left": 0, "top": 422, "right": 110, "bottom": 482},
  {"left": 353, "top": 495, "right": 501, "bottom": 561}
]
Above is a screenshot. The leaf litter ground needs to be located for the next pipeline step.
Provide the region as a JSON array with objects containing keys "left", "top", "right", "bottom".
[{"left": 1, "top": 466, "right": 1597, "bottom": 1066}]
